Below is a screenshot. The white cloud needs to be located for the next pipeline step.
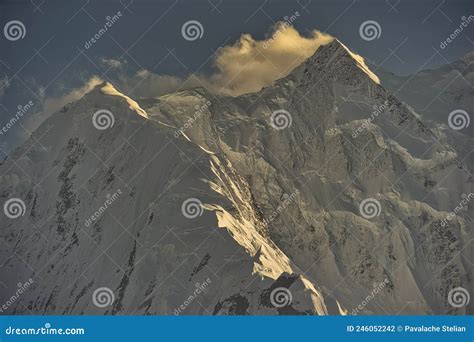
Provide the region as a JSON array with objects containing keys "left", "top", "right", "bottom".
[
  {"left": 205, "top": 23, "right": 334, "bottom": 95},
  {"left": 101, "top": 58, "right": 125, "bottom": 69},
  {"left": 112, "top": 24, "right": 335, "bottom": 98}
]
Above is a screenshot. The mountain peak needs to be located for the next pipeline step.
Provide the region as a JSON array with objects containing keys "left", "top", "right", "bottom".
[
  {"left": 304, "top": 38, "right": 380, "bottom": 84},
  {"left": 319, "top": 37, "right": 345, "bottom": 50},
  {"left": 98, "top": 82, "right": 148, "bottom": 119}
]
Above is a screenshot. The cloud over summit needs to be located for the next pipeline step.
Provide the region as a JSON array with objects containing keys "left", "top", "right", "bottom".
[
  {"left": 208, "top": 23, "right": 333, "bottom": 95},
  {"left": 118, "top": 24, "right": 334, "bottom": 97}
]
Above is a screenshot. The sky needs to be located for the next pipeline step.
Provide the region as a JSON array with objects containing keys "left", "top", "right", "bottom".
[{"left": 0, "top": 0, "right": 473, "bottom": 154}]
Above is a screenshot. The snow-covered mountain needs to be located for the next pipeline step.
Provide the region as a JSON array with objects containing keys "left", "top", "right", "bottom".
[
  {"left": 376, "top": 52, "right": 474, "bottom": 135},
  {"left": 0, "top": 39, "right": 472, "bottom": 315},
  {"left": 376, "top": 52, "right": 474, "bottom": 180}
]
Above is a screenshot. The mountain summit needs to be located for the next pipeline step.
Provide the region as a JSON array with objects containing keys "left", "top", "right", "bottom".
[{"left": 288, "top": 38, "right": 381, "bottom": 84}]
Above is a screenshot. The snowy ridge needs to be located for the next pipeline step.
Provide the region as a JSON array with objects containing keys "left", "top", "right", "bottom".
[{"left": 101, "top": 82, "right": 148, "bottom": 118}]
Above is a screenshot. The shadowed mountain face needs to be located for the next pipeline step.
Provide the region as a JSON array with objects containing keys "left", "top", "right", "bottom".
[{"left": 0, "top": 39, "right": 472, "bottom": 315}]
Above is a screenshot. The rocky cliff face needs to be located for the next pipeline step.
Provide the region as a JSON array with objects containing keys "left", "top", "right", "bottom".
[{"left": 0, "top": 39, "right": 472, "bottom": 315}]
